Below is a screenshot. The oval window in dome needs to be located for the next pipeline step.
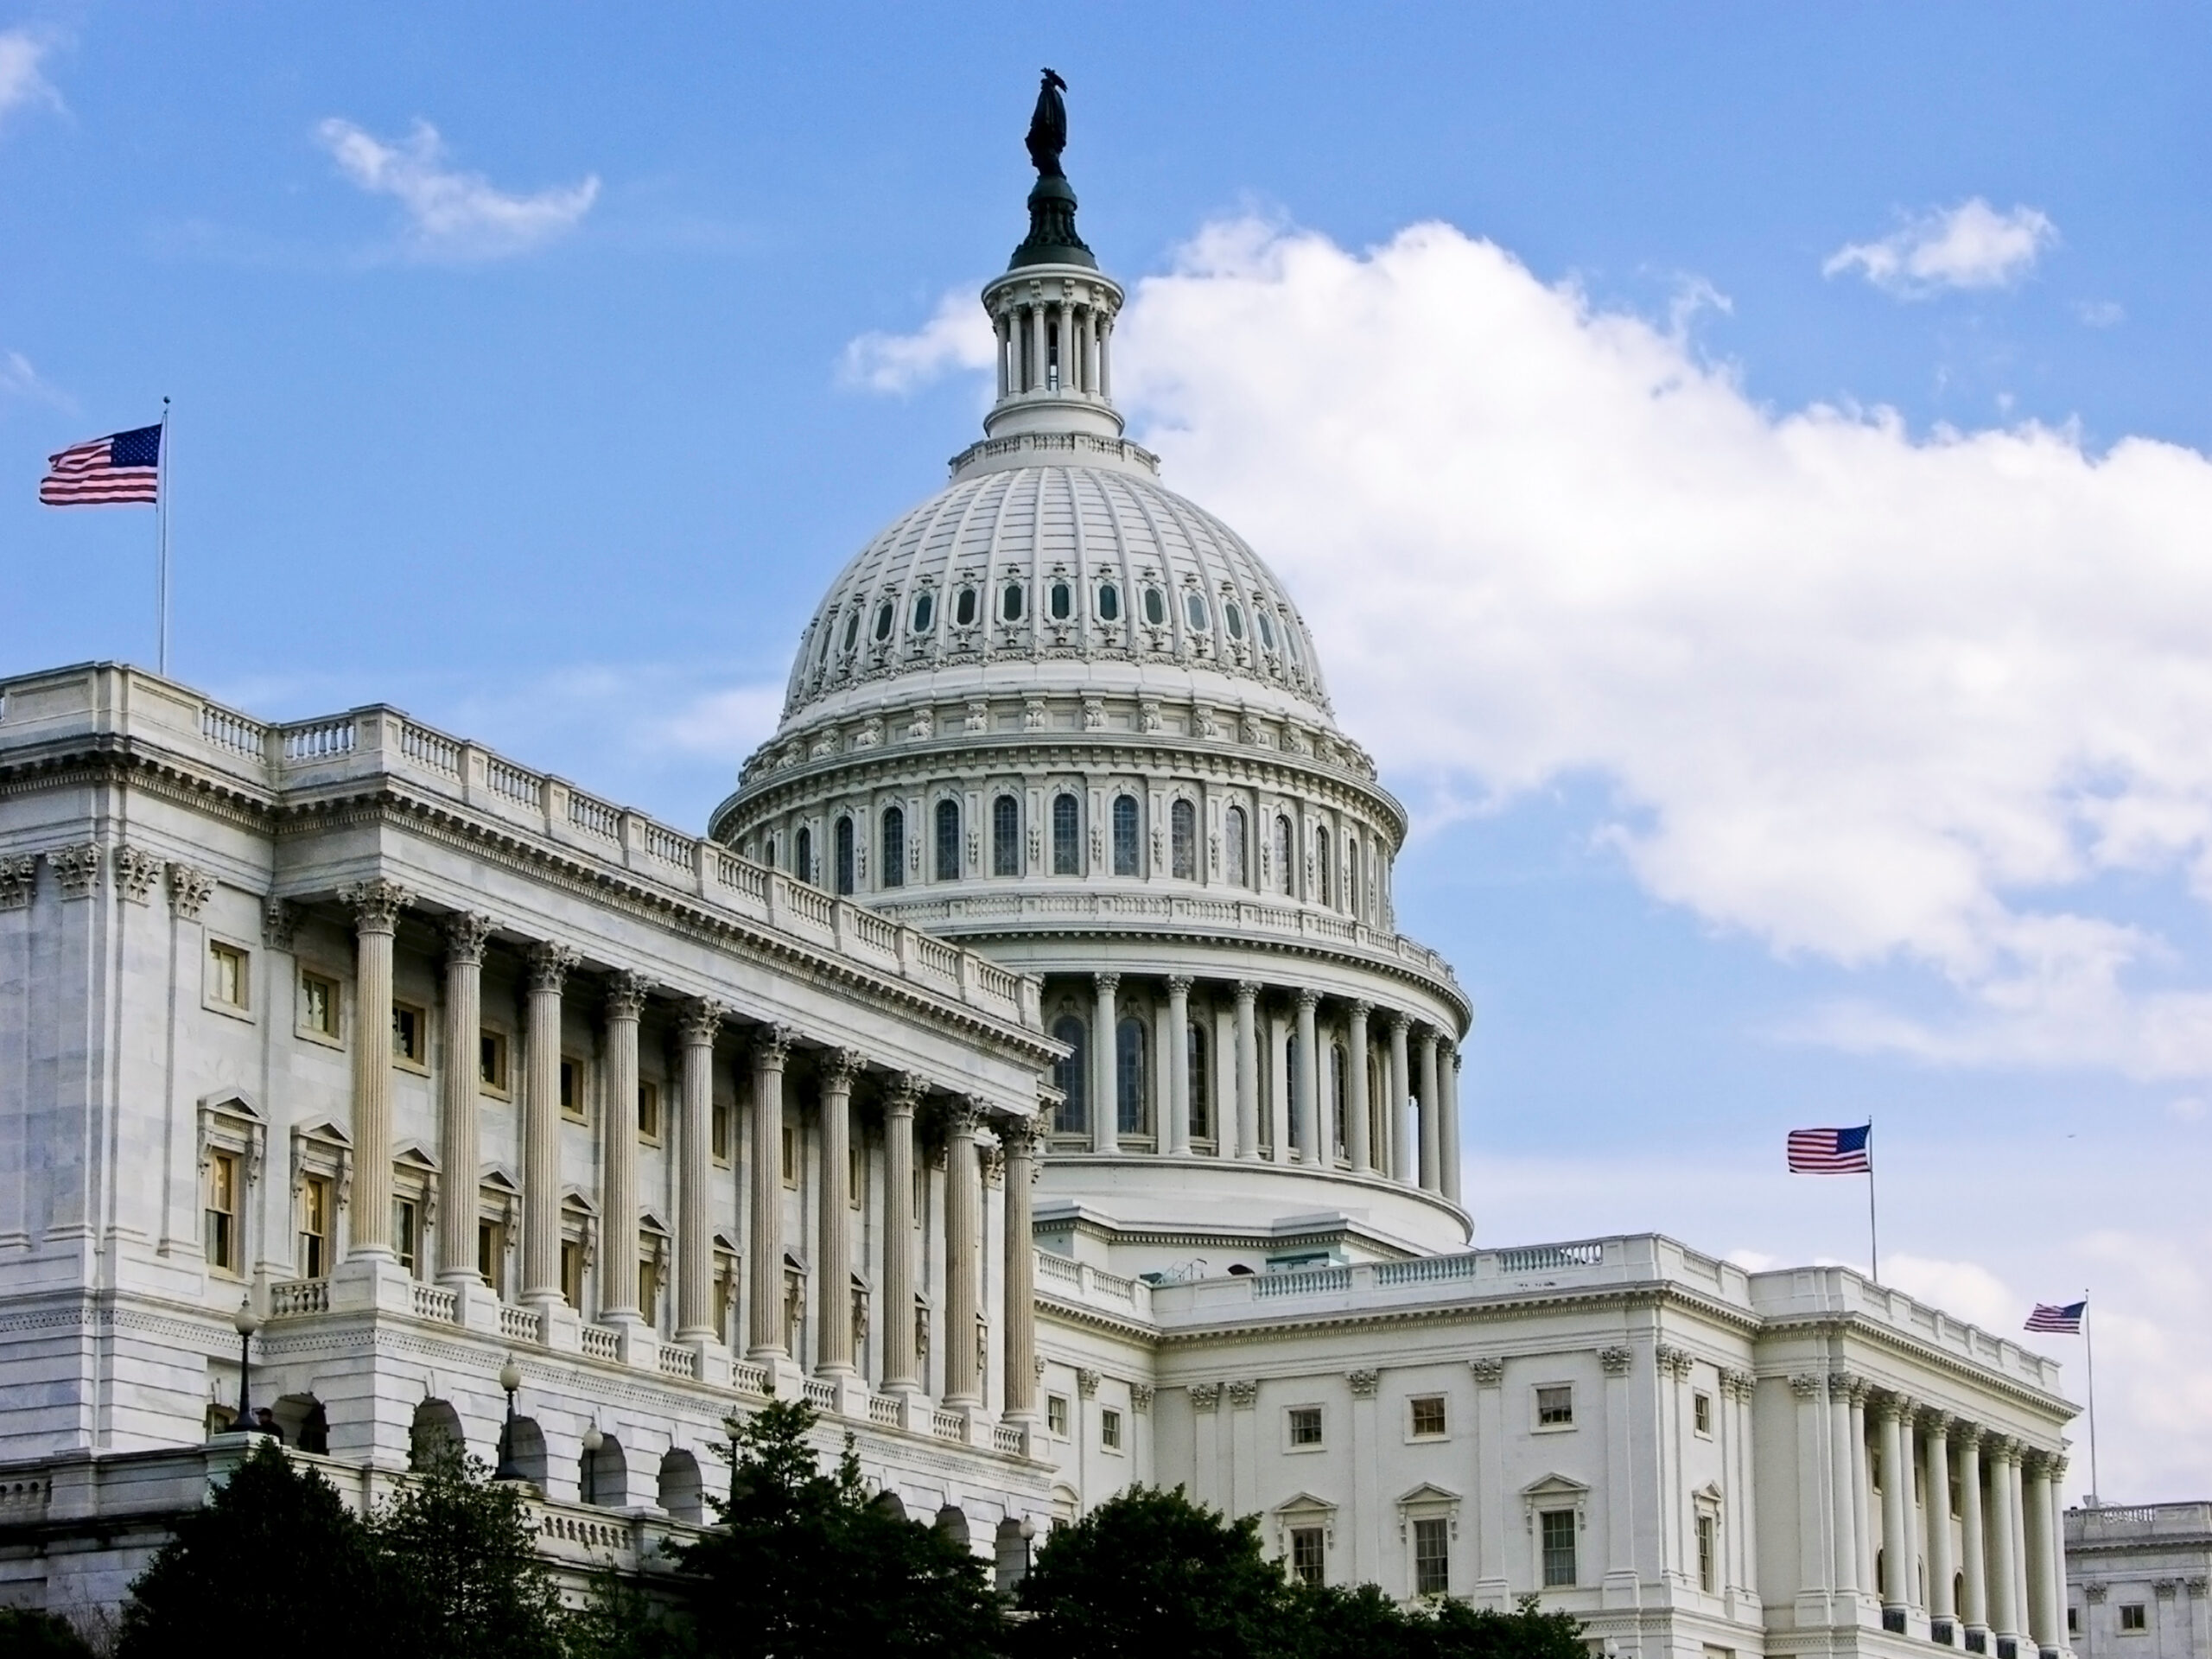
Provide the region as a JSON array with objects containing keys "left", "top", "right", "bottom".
[
  {"left": 1097, "top": 583, "right": 1120, "bottom": 622},
  {"left": 1002, "top": 582, "right": 1025, "bottom": 622},
  {"left": 911, "top": 592, "right": 934, "bottom": 633},
  {"left": 1256, "top": 609, "right": 1276, "bottom": 651},
  {"left": 1185, "top": 591, "right": 1210, "bottom": 631},
  {"left": 1224, "top": 601, "right": 1245, "bottom": 641},
  {"left": 1142, "top": 587, "right": 1166, "bottom": 626},
  {"left": 874, "top": 601, "right": 894, "bottom": 642},
  {"left": 954, "top": 586, "right": 977, "bottom": 627},
  {"left": 842, "top": 612, "right": 861, "bottom": 654},
  {"left": 1050, "top": 581, "right": 1072, "bottom": 621}
]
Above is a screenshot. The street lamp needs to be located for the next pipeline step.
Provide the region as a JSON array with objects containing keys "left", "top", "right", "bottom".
[
  {"left": 230, "top": 1296, "right": 270, "bottom": 1437},
  {"left": 493, "top": 1356, "right": 524, "bottom": 1482},
  {"left": 581, "top": 1420, "right": 603, "bottom": 1507},
  {"left": 1020, "top": 1516, "right": 1037, "bottom": 1575}
]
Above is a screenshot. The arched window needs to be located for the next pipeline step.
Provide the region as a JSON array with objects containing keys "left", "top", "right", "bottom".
[
  {"left": 795, "top": 824, "right": 813, "bottom": 886},
  {"left": 934, "top": 798, "right": 960, "bottom": 882},
  {"left": 1111, "top": 795, "right": 1140, "bottom": 875},
  {"left": 993, "top": 795, "right": 1020, "bottom": 876},
  {"left": 880, "top": 806, "right": 905, "bottom": 890},
  {"left": 1051, "top": 1016, "right": 1087, "bottom": 1135},
  {"left": 1170, "top": 799, "right": 1197, "bottom": 880},
  {"left": 1331, "top": 1043, "right": 1349, "bottom": 1158},
  {"left": 1188, "top": 1023, "right": 1210, "bottom": 1141},
  {"left": 1346, "top": 838, "right": 1361, "bottom": 919},
  {"left": 1116, "top": 1017, "right": 1147, "bottom": 1135},
  {"left": 1316, "top": 827, "right": 1332, "bottom": 907},
  {"left": 1225, "top": 805, "right": 1249, "bottom": 887},
  {"left": 1052, "top": 793, "right": 1080, "bottom": 875},
  {"left": 911, "top": 592, "right": 934, "bottom": 633},
  {"left": 954, "top": 586, "right": 977, "bottom": 626},
  {"left": 1184, "top": 591, "right": 1209, "bottom": 632},
  {"left": 1225, "top": 601, "right": 1246, "bottom": 640},
  {"left": 1049, "top": 581, "right": 1072, "bottom": 621},
  {"left": 833, "top": 817, "right": 855, "bottom": 896},
  {"left": 1274, "top": 815, "right": 1294, "bottom": 895},
  {"left": 1142, "top": 587, "right": 1166, "bottom": 626},
  {"left": 873, "top": 600, "right": 894, "bottom": 642},
  {"left": 1097, "top": 583, "right": 1120, "bottom": 622},
  {"left": 1001, "top": 582, "right": 1025, "bottom": 622},
  {"left": 1256, "top": 609, "right": 1276, "bottom": 651},
  {"left": 842, "top": 612, "right": 861, "bottom": 654}
]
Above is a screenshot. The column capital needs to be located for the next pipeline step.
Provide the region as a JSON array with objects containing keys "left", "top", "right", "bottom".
[
  {"left": 949, "top": 1096, "right": 986, "bottom": 1137},
  {"left": 1347, "top": 1369, "right": 1382, "bottom": 1397},
  {"left": 1233, "top": 979, "right": 1261, "bottom": 1004},
  {"left": 886, "top": 1072, "right": 924, "bottom": 1116},
  {"left": 1000, "top": 1115, "right": 1046, "bottom": 1157},
  {"left": 1077, "top": 1367, "right": 1101, "bottom": 1397},
  {"left": 1951, "top": 1421, "right": 1986, "bottom": 1449},
  {"left": 1719, "top": 1366, "right": 1757, "bottom": 1401},
  {"left": 1165, "top": 974, "right": 1193, "bottom": 997},
  {"left": 1789, "top": 1372, "right": 1827, "bottom": 1400},
  {"left": 1830, "top": 1369, "right": 1868, "bottom": 1404},
  {"left": 525, "top": 940, "right": 579, "bottom": 992},
  {"left": 443, "top": 911, "right": 494, "bottom": 966},
  {"left": 677, "top": 997, "right": 724, "bottom": 1045},
  {"left": 1452, "top": 1049, "right": 1464, "bottom": 1074},
  {"left": 603, "top": 970, "right": 648, "bottom": 1022},
  {"left": 1920, "top": 1406, "right": 1955, "bottom": 1434},
  {"left": 1599, "top": 1345, "right": 1635, "bottom": 1376},
  {"left": 819, "top": 1047, "right": 859, "bottom": 1087},
  {"left": 1093, "top": 971, "right": 1121, "bottom": 997},
  {"left": 1876, "top": 1389, "right": 1917, "bottom": 1423},
  {"left": 1189, "top": 1382, "right": 1222, "bottom": 1411},
  {"left": 749, "top": 1021, "right": 791, "bottom": 1067},
  {"left": 341, "top": 877, "right": 412, "bottom": 934},
  {"left": 1469, "top": 1357, "right": 1505, "bottom": 1387},
  {"left": 1982, "top": 1432, "right": 2018, "bottom": 1463},
  {"left": 1389, "top": 1010, "right": 1412, "bottom": 1033},
  {"left": 1349, "top": 999, "right": 1373, "bottom": 1020},
  {"left": 1294, "top": 986, "right": 1321, "bottom": 1011},
  {"left": 262, "top": 896, "right": 300, "bottom": 949}
]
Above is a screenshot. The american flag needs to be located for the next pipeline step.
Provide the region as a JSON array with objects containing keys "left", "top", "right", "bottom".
[
  {"left": 2025, "top": 1300, "right": 2086, "bottom": 1334},
  {"left": 1786, "top": 1123, "right": 1872, "bottom": 1173},
  {"left": 40, "top": 423, "right": 162, "bottom": 506}
]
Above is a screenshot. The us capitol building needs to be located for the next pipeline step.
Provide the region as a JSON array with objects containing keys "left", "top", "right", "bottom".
[{"left": 0, "top": 81, "right": 2085, "bottom": 1659}]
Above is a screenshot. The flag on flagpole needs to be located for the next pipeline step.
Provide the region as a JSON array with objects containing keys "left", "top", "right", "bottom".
[
  {"left": 2025, "top": 1300, "right": 2087, "bottom": 1334},
  {"left": 1787, "top": 1123, "right": 1872, "bottom": 1173},
  {"left": 40, "top": 424, "right": 162, "bottom": 505}
]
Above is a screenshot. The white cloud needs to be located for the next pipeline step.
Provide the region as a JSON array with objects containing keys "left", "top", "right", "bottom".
[
  {"left": 1825, "top": 198, "right": 2056, "bottom": 297},
  {"left": 2076, "top": 299, "right": 2126, "bottom": 328},
  {"left": 0, "top": 29, "right": 61, "bottom": 126},
  {"left": 0, "top": 349, "right": 71, "bottom": 410},
  {"left": 841, "top": 287, "right": 997, "bottom": 393},
  {"left": 659, "top": 683, "right": 786, "bottom": 761},
  {"left": 315, "top": 118, "right": 598, "bottom": 260}
]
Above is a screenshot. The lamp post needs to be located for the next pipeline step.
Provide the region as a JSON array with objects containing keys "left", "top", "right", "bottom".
[
  {"left": 1020, "top": 1516, "right": 1036, "bottom": 1575},
  {"left": 493, "top": 1357, "right": 524, "bottom": 1482},
  {"left": 581, "top": 1420, "right": 603, "bottom": 1507},
  {"left": 231, "top": 1296, "right": 270, "bottom": 1437}
]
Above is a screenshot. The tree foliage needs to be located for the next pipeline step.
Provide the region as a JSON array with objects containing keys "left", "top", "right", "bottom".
[
  {"left": 374, "top": 1446, "right": 573, "bottom": 1659},
  {"left": 0, "top": 1607, "right": 101, "bottom": 1659}
]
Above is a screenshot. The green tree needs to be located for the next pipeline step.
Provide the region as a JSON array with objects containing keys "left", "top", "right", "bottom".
[
  {"left": 0, "top": 1607, "right": 100, "bottom": 1659},
  {"left": 1423, "top": 1594, "right": 1587, "bottom": 1659},
  {"left": 564, "top": 1570, "right": 693, "bottom": 1659},
  {"left": 373, "top": 1446, "right": 572, "bottom": 1659},
  {"left": 1014, "top": 1484, "right": 1294, "bottom": 1659},
  {"left": 1288, "top": 1583, "right": 1588, "bottom": 1659},
  {"left": 665, "top": 1397, "right": 1002, "bottom": 1659},
  {"left": 117, "top": 1438, "right": 385, "bottom": 1659}
]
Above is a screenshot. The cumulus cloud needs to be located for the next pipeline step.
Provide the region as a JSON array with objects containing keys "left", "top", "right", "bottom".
[
  {"left": 842, "top": 287, "right": 997, "bottom": 393},
  {"left": 0, "top": 29, "right": 61, "bottom": 126},
  {"left": 1825, "top": 198, "right": 2056, "bottom": 296},
  {"left": 315, "top": 118, "right": 598, "bottom": 260},
  {"left": 0, "top": 349, "right": 71, "bottom": 410}
]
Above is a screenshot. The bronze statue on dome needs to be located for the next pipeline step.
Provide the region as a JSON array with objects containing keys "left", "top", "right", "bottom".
[{"left": 1027, "top": 68, "right": 1069, "bottom": 179}]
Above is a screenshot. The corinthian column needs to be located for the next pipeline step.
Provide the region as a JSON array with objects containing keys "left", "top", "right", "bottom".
[
  {"left": 746, "top": 1025, "right": 791, "bottom": 1360},
  {"left": 1988, "top": 1437, "right": 2022, "bottom": 1645},
  {"left": 1441, "top": 1046, "right": 1464, "bottom": 1205},
  {"left": 437, "top": 912, "right": 493, "bottom": 1286},
  {"left": 674, "top": 999, "right": 722, "bottom": 1341},
  {"left": 1234, "top": 981, "right": 1261, "bottom": 1159},
  {"left": 519, "top": 942, "right": 578, "bottom": 1305},
  {"left": 944, "top": 1101, "right": 983, "bottom": 1407},
  {"left": 2024, "top": 1454, "right": 2063, "bottom": 1657},
  {"left": 881, "top": 1075, "right": 920, "bottom": 1391},
  {"left": 1832, "top": 1375, "right": 1865, "bottom": 1597},
  {"left": 1164, "top": 976, "right": 1192, "bottom": 1155},
  {"left": 1387, "top": 1014, "right": 1412, "bottom": 1184},
  {"left": 1294, "top": 988, "right": 1319, "bottom": 1164},
  {"left": 1346, "top": 1001, "right": 1373, "bottom": 1173},
  {"left": 1001, "top": 1115, "right": 1040, "bottom": 1421},
  {"left": 815, "top": 1050, "right": 857, "bottom": 1376},
  {"left": 1926, "top": 1411, "right": 1959, "bottom": 1639},
  {"left": 1091, "top": 973, "right": 1120, "bottom": 1153},
  {"left": 598, "top": 972, "right": 645, "bottom": 1319},
  {"left": 1417, "top": 1027, "right": 1441, "bottom": 1192},
  {"left": 1957, "top": 1427, "right": 1990, "bottom": 1645},
  {"left": 341, "top": 880, "right": 411, "bottom": 1258},
  {"left": 1878, "top": 1395, "right": 1916, "bottom": 1617}
]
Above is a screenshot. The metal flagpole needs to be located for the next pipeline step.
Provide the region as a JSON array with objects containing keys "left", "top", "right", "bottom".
[
  {"left": 156, "top": 397, "right": 170, "bottom": 677},
  {"left": 1866, "top": 1117, "right": 1879, "bottom": 1283},
  {"left": 2083, "top": 1291, "right": 2100, "bottom": 1502}
]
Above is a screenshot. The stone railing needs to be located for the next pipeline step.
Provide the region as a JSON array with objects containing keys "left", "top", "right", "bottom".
[
  {"left": 268, "top": 1278, "right": 331, "bottom": 1317},
  {"left": 868, "top": 1395, "right": 901, "bottom": 1427},
  {"left": 410, "top": 1281, "right": 459, "bottom": 1324},
  {"left": 802, "top": 1378, "right": 837, "bottom": 1411},
  {"left": 580, "top": 1325, "right": 621, "bottom": 1362},
  {"left": 931, "top": 1411, "right": 965, "bottom": 1442},
  {"left": 658, "top": 1344, "right": 700, "bottom": 1381},
  {"left": 730, "top": 1360, "right": 772, "bottom": 1397},
  {"left": 499, "top": 1304, "right": 543, "bottom": 1344}
]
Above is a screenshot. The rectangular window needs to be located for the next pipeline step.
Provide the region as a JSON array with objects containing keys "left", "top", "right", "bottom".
[
  {"left": 712, "top": 1099, "right": 732, "bottom": 1164},
  {"left": 2120, "top": 1605, "right": 2147, "bottom": 1633},
  {"left": 1694, "top": 1391, "right": 1713, "bottom": 1436},
  {"left": 2069, "top": 1610, "right": 2079, "bottom": 1636},
  {"left": 297, "top": 1173, "right": 332, "bottom": 1279},
  {"left": 1413, "top": 1516, "right": 1451, "bottom": 1596},
  {"left": 849, "top": 1146, "right": 864, "bottom": 1209},
  {"left": 637, "top": 1079, "right": 661, "bottom": 1141},
  {"left": 391, "top": 1001, "right": 427, "bottom": 1065},
  {"left": 1287, "top": 1406, "right": 1324, "bottom": 1447},
  {"left": 299, "top": 971, "right": 339, "bottom": 1039},
  {"left": 639, "top": 1251, "right": 662, "bottom": 1324},
  {"left": 205, "top": 1150, "right": 242, "bottom": 1272},
  {"left": 912, "top": 1168, "right": 925, "bottom": 1222},
  {"left": 208, "top": 941, "right": 250, "bottom": 1010},
  {"left": 1409, "top": 1395, "right": 1447, "bottom": 1438},
  {"left": 1696, "top": 1512, "right": 1716, "bottom": 1592},
  {"left": 392, "top": 1196, "right": 419, "bottom": 1276},
  {"left": 1535, "top": 1384, "right": 1574, "bottom": 1427},
  {"left": 1047, "top": 1395, "right": 1068, "bottom": 1436},
  {"left": 480, "top": 1030, "right": 510, "bottom": 1093},
  {"left": 559, "top": 1058, "right": 584, "bottom": 1121},
  {"left": 782, "top": 1124, "right": 798, "bottom": 1187},
  {"left": 1101, "top": 1408, "right": 1122, "bottom": 1450},
  {"left": 1290, "top": 1526, "right": 1325, "bottom": 1586},
  {"left": 714, "top": 1256, "right": 735, "bottom": 1345},
  {"left": 561, "top": 1239, "right": 584, "bottom": 1308},
  {"left": 1541, "top": 1509, "right": 1578, "bottom": 1587},
  {"left": 478, "top": 1220, "right": 505, "bottom": 1297}
]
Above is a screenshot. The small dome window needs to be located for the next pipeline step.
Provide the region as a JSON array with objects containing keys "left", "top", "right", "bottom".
[
  {"left": 954, "top": 587, "right": 977, "bottom": 627},
  {"left": 873, "top": 601, "right": 894, "bottom": 643},
  {"left": 1224, "top": 601, "right": 1245, "bottom": 641},
  {"left": 1142, "top": 587, "right": 1166, "bottom": 626},
  {"left": 911, "top": 592, "right": 934, "bottom": 633},
  {"left": 842, "top": 612, "right": 861, "bottom": 654},
  {"left": 1002, "top": 583, "right": 1025, "bottom": 622},
  {"left": 1255, "top": 609, "right": 1276, "bottom": 651},
  {"left": 1049, "top": 581, "right": 1072, "bottom": 621},
  {"left": 1286, "top": 626, "right": 1301, "bottom": 666},
  {"left": 1184, "top": 591, "right": 1210, "bottom": 631},
  {"left": 1097, "top": 583, "right": 1121, "bottom": 622}
]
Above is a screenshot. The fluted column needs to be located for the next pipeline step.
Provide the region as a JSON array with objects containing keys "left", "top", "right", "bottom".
[
  {"left": 746, "top": 1024, "right": 791, "bottom": 1358},
  {"left": 1832, "top": 1374, "right": 1865, "bottom": 1596},
  {"left": 674, "top": 1000, "right": 723, "bottom": 1339},
  {"left": 1346, "top": 1001, "right": 1373, "bottom": 1173},
  {"left": 2009, "top": 1444, "right": 2033, "bottom": 1648},
  {"left": 1001, "top": 1116, "right": 1040, "bottom": 1420},
  {"left": 1878, "top": 1395, "right": 1916, "bottom": 1615},
  {"left": 1848, "top": 1378, "right": 1877, "bottom": 1597},
  {"left": 341, "top": 880, "right": 411, "bottom": 1257},
  {"left": 1027, "top": 305, "right": 1045, "bottom": 394},
  {"left": 1790, "top": 1374, "right": 1834, "bottom": 1599},
  {"left": 1927, "top": 1412, "right": 1958, "bottom": 1637},
  {"left": 1988, "top": 1439, "right": 2022, "bottom": 1643},
  {"left": 1441, "top": 1047, "right": 1464, "bottom": 1205},
  {"left": 1957, "top": 1427, "right": 1990, "bottom": 1643},
  {"left": 1417, "top": 1027, "right": 1441, "bottom": 1192},
  {"left": 815, "top": 1050, "right": 857, "bottom": 1375},
  {"left": 598, "top": 972, "right": 646, "bottom": 1318},
  {"left": 2024, "top": 1455, "right": 2062, "bottom": 1656},
  {"left": 944, "top": 1102, "right": 982, "bottom": 1406},
  {"left": 1234, "top": 981, "right": 1261, "bottom": 1159},
  {"left": 436, "top": 912, "right": 492, "bottom": 1285},
  {"left": 1294, "top": 988, "right": 1319, "bottom": 1163},
  {"left": 523, "top": 941, "right": 578, "bottom": 1303},
  {"left": 1164, "top": 976, "right": 1192, "bottom": 1154},
  {"left": 1091, "top": 973, "right": 1120, "bottom": 1154},
  {"left": 1388, "top": 1014, "right": 1412, "bottom": 1184},
  {"left": 882, "top": 1076, "right": 920, "bottom": 1390}
]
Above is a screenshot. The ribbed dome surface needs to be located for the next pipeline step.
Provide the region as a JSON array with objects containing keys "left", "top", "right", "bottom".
[{"left": 780, "top": 459, "right": 1332, "bottom": 728}]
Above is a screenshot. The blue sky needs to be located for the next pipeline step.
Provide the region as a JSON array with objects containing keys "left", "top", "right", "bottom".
[{"left": 6, "top": 4, "right": 2212, "bottom": 1497}]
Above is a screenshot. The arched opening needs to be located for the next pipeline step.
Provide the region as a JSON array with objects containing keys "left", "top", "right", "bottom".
[
  {"left": 880, "top": 805, "right": 906, "bottom": 889},
  {"left": 795, "top": 824, "right": 813, "bottom": 885},
  {"left": 580, "top": 1433, "right": 626, "bottom": 1508},
  {"left": 274, "top": 1394, "right": 327, "bottom": 1453},
  {"left": 1274, "top": 815, "right": 1294, "bottom": 896},
  {"left": 1052, "top": 794, "right": 1081, "bottom": 875},
  {"left": 409, "top": 1398, "right": 465, "bottom": 1471},
  {"left": 935, "top": 798, "right": 960, "bottom": 882},
  {"left": 505, "top": 1416, "right": 549, "bottom": 1489},
  {"left": 1315, "top": 828, "right": 1332, "bottom": 907},
  {"left": 1111, "top": 795, "right": 1140, "bottom": 876},
  {"left": 1225, "top": 805, "right": 1249, "bottom": 887},
  {"left": 658, "top": 1447, "right": 703, "bottom": 1522},
  {"left": 1001, "top": 582, "right": 1024, "bottom": 623},
  {"left": 870, "top": 1490, "right": 908, "bottom": 1522},
  {"left": 1188, "top": 1023, "right": 1210, "bottom": 1141},
  {"left": 834, "top": 817, "right": 855, "bottom": 896},
  {"left": 1331, "top": 1043, "right": 1349, "bottom": 1160},
  {"left": 1116, "top": 1017, "right": 1147, "bottom": 1136},
  {"left": 995, "top": 1516, "right": 1031, "bottom": 1593},
  {"left": 935, "top": 1505, "right": 971, "bottom": 1548},
  {"left": 1048, "top": 582, "right": 1071, "bottom": 621},
  {"left": 1346, "top": 838, "right": 1361, "bottom": 919},
  {"left": 873, "top": 600, "right": 893, "bottom": 642},
  {"left": 1171, "top": 799, "right": 1197, "bottom": 880},
  {"left": 955, "top": 586, "right": 977, "bottom": 627},
  {"left": 993, "top": 795, "right": 1020, "bottom": 875},
  {"left": 1052, "top": 1016, "right": 1087, "bottom": 1135}
]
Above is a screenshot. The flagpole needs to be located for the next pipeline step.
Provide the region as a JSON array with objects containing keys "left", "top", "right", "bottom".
[
  {"left": 156, "top": 397, "right": 170, "bottom": 677},
  {"left": 1866, "top": 1117, "right": 1879, "bottom": 1283},
  {"left": 2083, "top": 1291, "right": 2100, "bottom": 1503}
]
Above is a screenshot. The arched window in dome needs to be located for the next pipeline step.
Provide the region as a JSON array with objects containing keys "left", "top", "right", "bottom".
[
  {"left": 1097, "top": 583, "right": 1120, "bottom": 623},
  {"left": 911, "top": 592, "right": 934, "bottom": 634},
  {"left": 954, "top": 586, "right": 978, "bottom": 627},
  {"left": 1315, "top": 827, "right": 1332, "bottom": 908},
  {"left": 1345, "top": 837, "right": 1361, "bottom": 920},
  {"left": 1001, "top": 583, "right": 1025, "bottom": 622},
  {"left": 1142, "top": 587, "right": 1166, "bottom": 627},
  {"left": 1187, "top": 1023, "right": 1210, "bottom": 1141},
  {"left": 1116, "top": 1017, "right": 1147, "bottom": 1136},
  {"left": 1224, "top": 601, "right": 1246, "bottom": 642},
  {"left": 842, "top": 612, "right": 861, "bottom": 655},
  {"left": 1256, "top": 609, "right": 1277, "bottom": 652},
  {"left": 1331, "top": 1042, "right": 1349, "bottom": 1159},
  {"left": 833, "top": 817, "right": 855, "bottom": 896},
  {"left": 993, "top": 795, "right": 1020, "bottom": 876},
  {"left": 1184, "top": 591, "right": 1210, "bottom": 632},
  {"left": 1111, "top": 795, "right": 1140, "bottom": 876},
  {"left": 1224, "top": 805, "right": 1249, "bottom": 888},
  {"left": 1051, "top": 1016, "right": 1087, "bottom": 1135},
  {"left": 796, "top": 824, "right": 814, "bottom": 887},
  {"left": 1286, "top": 625, "right": 1302, "bottom": 667},
  {"left": 1052, "top": 793, "right": 1081, "bottom": 875},
  {"left": 880, "top": 806, "right": 905, "bottom": 890},
  {"left": 934, "top": 798, "right": 960, "bottom": 882},
  {"left": 873, "top": 601, "right": 894, "bottom": 643},
  {"left": 1274, "top": 814, "right": 1294, "bottom": 896},
  {"left": 1049, "top": 581, "right": 1072, "bottom": 621},
  {"left": 1170, "top": 799, "right": 1197, "bottom": 880}
]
